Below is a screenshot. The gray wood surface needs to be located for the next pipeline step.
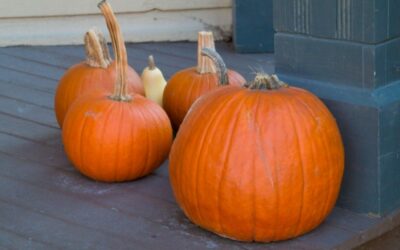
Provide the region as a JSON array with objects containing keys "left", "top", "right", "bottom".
[{"left": 0, "top": 42, "right": 396, "bottom": 250}]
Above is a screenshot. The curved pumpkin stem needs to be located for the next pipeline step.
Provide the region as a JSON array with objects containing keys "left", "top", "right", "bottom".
[
  {"left": 98, "top": 30, "right": 113, "bottom": 66},
  {"left": 246, "top": 73, "right": 288, "bottom": 90},
  {"left": 197, "top": 31, "right": 217, "bottom": 74},
  {"left": 98, "top": 0, "right": 131, "bottom": 101},
  {"left": 84, "top": 28, "right": 111, "bottom": 68},
  {"left": 201, "top": 48, "right": 228, "bottom": 85}
]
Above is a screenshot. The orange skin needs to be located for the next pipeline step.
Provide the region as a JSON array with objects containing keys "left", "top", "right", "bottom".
[
  {"left": 54, "top": 61, "right": 144, "bottom": 128},
  {"left": 169, "top": 85, "right": 344, "bottom": 242},
  {"left": 62, "top": 92, "right": 172, "bottom": 182},
  {"left": 162, "top": 67, "right": 245, "bottom": 129}
]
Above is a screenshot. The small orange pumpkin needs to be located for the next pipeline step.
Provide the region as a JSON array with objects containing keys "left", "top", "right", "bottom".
[
  {"left": 62, "top": 0, "right": 172, "bottom": 182},
  {"left": 54, "top": 28, "right": 144, "bottom": 128},
  {"left": 163, "top": 31, "right": 245, "bottom": 129},
  {"left": 169, "top": 69, "right": 344, "bottom": 242}
]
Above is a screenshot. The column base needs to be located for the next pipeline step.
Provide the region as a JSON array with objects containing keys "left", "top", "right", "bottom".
[{"left": 277, "top": 74, "right": 400, "bottom": 216}]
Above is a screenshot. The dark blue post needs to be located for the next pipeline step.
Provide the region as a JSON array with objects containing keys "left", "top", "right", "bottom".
[
  {"left": 274, "top": 0, "right": 400, "bottom": 216},
  {"left": 233, "top": 0, "right": 274, "bottom": 53}
]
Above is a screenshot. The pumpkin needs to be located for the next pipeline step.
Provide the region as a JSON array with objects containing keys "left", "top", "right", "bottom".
[
  {"left": 169, "top": 67, "right": 345, "bottom": 242},
  {"left": 54, "top": 28, "right": 144, "bottom": 128},
  {"left": 141, "top": 55, "right": 167, "bottom": 106},
  {"left": 62, "top": 0, "right": 172, "bottom": 182},
  {"left": 162, "top": 31, "right": 245, "bottom": 129}
]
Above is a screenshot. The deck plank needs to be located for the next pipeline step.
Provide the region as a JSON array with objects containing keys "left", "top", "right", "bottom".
[
  {"left": 295, "top": 222, "right": 356, "bottom": 249},
  {"left": 37, "top": 44, "right": 192, "bottom": 79},
  {"left": 0, "top": 67, "right": 56, "bottom": 93},
  {"left": 0, "top": 153, "right": 245, "bottom": 250},
  {"left": 0, "top": 133, "right": 67, "bottom": 167},
  {"left": 0, "top": 226, "right": 55, "bottom": 250},
  {"left": 0, "top": 96, "right": 57, "bottom": 128},
  {"left": 0, "top": 200, "right": 149, "bottom": 250},
  {"left": 0, "top": 53, "right": 63, "bottom": 80},
  {"left": 0, "top": 141, "right": 313, "bottom": 250},
  {"left": 0, "top": 80, "right": 54, "bottom": 109},
  {"left": 325, "top": 207, "right": 379, "bottom": 233},
  {"left": 137, "top": 42, "right": 275, "bottom": 79},
  {"left": 0, "top": 47, "right": 71, "bottom": 69},
  {"left": 0, "top": 113, "right": 59, "bottom": 146},
  {"left": 135, "top": 43, "right": 250, "bottom": 73},
  {"left": 0, "top": 132, "right": 174, "bottom": 201}
]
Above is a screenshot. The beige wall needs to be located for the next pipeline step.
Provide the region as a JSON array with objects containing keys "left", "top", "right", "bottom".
[{"left": 0, "top": 0, "right": 232, "bottom": 46}]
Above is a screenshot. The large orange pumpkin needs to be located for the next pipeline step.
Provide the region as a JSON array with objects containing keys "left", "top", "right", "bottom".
[
  {"left": 62, "top": 0, "right": 172, "bottom": 182},
  {"left": 54, "top": 28, "right": 144, "bottom": 128},
  {"left": 163, "top": 31, "right": 245, "bottom": 129},
  {"left": 169, "top": 73, "right": 344, "bottom": 242}
]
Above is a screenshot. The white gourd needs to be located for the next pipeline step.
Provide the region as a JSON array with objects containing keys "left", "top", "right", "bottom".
[{"left": 141, "top": 55, "right": 167, "bottom": 106}]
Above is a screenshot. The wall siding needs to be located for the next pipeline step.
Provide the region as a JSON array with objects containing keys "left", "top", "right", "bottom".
[{"left": 0, "top": 0, "right": 232, "bottom": 46}]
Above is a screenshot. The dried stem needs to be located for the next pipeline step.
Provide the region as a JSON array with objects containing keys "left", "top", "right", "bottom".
[
  {"left": 84, "top": 28, "right": 111, "bottom": 68},
  {"left": 197, "top": 31, "right": 217, "bottom": 74},
  {"left": 245, "top": 74, "right": 288, "bottom": 90},
  {"left": 98, "top": 0, "right": 131, "bottom": 101}
]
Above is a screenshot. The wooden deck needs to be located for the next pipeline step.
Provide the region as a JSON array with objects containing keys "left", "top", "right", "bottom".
[{"left": 0, "top": 42, "right": 398, "bottom": 249}]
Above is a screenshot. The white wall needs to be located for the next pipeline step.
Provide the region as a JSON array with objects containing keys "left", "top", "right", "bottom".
[{"left": 0, "top": 0, "right": 232, "bottom": 46}]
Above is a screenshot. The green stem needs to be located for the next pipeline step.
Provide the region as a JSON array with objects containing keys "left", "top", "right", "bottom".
[{"left": 200, "top": 48, "right": 229, "bottom": 85}]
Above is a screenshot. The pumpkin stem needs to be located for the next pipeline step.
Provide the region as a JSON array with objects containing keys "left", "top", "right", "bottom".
[
  {"left": 201, "top": 48, "right": 228, "bottom": 85},
  {"left": 98, "top": 0, "right": 131, "bottom": 101},
  {"left": 246, "top": 73, "right": 288, "bottom": 90},
  {"left": 84, "top": 28, "right": 111, "bottom": 68},
  {"left": 197, "top": 31, "right": 217, "bottom": 74},
  {"left": 148, "top": 55, "right": 156, "bottom": 70}
]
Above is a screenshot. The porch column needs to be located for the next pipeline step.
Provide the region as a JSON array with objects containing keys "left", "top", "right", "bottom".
[
  {"left": 233, "top": 0, "right": 274, "bottom": 52},
  {"left": 274, "top": 0, "right": 400, "bottom": 216}
]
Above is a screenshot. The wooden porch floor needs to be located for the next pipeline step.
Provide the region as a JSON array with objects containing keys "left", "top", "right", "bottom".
[{"left": 0, "top": 42, "right": 396, "bottom": 249}]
